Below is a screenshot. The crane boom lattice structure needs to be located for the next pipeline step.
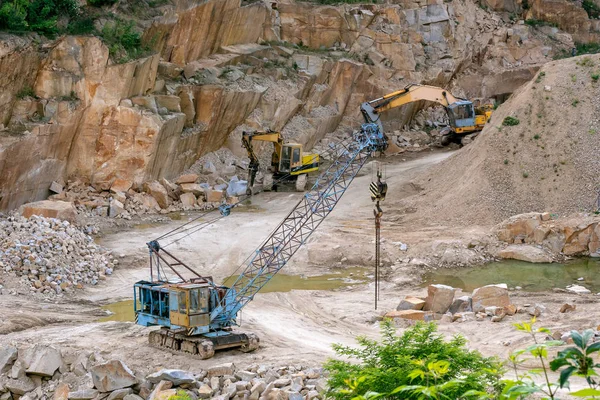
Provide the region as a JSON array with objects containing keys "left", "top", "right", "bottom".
[
  {"left": 211, "top": 124, "right": 387, "bottom": 327},
  {"left": 134, "top": 123, "right": 387, "bottom": 358}
]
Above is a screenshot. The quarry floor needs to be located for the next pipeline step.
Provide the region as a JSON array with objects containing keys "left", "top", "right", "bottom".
[{"left": 1, "top": 149, "right": 598, "bottom": 379}]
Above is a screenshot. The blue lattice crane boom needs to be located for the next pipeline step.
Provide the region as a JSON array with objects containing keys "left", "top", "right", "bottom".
[{"left": 133, "top": 123, "right": 387, "bottom": 359}]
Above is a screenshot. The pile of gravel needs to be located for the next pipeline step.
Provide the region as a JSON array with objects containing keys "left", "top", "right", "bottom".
[{"left": 0, "top": 215, "right": 115, "bottom": 295}]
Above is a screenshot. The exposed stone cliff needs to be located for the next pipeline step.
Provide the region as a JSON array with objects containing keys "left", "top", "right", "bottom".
[{"left": 0, "top": 0, "right": 585, "bottom": 210}]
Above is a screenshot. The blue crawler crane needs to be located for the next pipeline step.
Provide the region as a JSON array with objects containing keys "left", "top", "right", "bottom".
[{"left": 133, "top": 123, "right": 387, "bottom": 358}]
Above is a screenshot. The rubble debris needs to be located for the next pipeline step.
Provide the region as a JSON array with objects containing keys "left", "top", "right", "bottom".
[
  {"left": 560, "top": 303, "right": 576, "bottom": 313},
  {"left": 0, "top": 215, "right": 115, "bottom": 295}
]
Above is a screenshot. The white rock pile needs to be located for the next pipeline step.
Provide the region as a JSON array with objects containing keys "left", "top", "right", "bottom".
[
  {"left": 0, "top": 215, "right": 115, "bottom": 295},
  {"left": 0, "top": 344, "right": 329, "bottom": 400}
]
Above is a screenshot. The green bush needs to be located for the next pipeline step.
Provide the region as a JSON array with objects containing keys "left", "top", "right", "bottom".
[
  {"left": 88, "top": 0, "right": 117, "bottom": 7},
  {"left": 100, "top": 19, "right": 150, "bottom": 63},
  {"left": 502, "top": 116, "right": 520, "bottom": 126},
  {"left": 324, "top": 321, "right": 504, "bottom": 400},
  {"left": 66, "top": 15, "right": 96, "bottom": 34},
  {"left": 0, "top": 0, "right": 78, "bottom": 35},
  {"left": 583, "top": 0, "right": 600, "bottom": 19}
]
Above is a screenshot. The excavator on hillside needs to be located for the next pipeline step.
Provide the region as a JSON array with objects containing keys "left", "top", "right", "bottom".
[
  {"left": 133, "top": 123, "right": 387, "bottom": 358},
  {"left": 360, "top": 84, "right": 494, "bottom": 146},
  {"left": 241, "top": 130, "right": 319, "bottom": 193}
]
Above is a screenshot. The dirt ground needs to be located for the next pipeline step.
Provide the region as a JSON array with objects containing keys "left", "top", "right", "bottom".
[{"left": 1, "top": 149, "right": 599, "bottom": 383}]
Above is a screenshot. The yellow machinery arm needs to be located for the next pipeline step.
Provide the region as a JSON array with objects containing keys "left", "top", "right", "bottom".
[{"left": 360, "top": 84, "right": 465, "bottom": 131}]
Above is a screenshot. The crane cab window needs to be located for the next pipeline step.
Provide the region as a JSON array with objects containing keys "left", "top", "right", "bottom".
[
  {"left": 178, "top": 291, "right": 186, "bottom": 313},
  {"left": 188, "top": 288, "right": 209, "bottom": 314}
]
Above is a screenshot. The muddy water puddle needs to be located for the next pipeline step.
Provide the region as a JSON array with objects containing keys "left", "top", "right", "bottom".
[
  {"left": 422, "top": 258, "right": 600, "bottom": 292},
  {"left": 100, "top": 267, "right": 370, "bottom": 322}
]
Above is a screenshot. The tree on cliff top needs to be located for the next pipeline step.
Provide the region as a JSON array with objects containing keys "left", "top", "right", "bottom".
[{"left": 0, "top": 0, "right": 78, "bottom": 35}]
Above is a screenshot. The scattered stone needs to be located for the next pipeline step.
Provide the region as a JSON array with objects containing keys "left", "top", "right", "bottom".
[
  {"left": 504, "top": 304, "right": 518, "bottom": 315},
  {"left": 20, "top": 200, "right": 77, "bottom": 223},
  {"left": 498, "top": 245, "right": 553, "bottom": 263},
  {"left": 6, "top": 374, "right": 36, "bottom": 395},
  {"left": 0, "top": 346, "right": 18, "bottom": 373},
  {"left": 396, "top": 296, "right": 426, "bottom": 311},
  {"left": 566, "top": 284, "right": 591, "bottom": 294},
  {"left": 68, "top": 390, "right": 99, "bottom": 400},
  {"left": 197, "top": 385, "right": 213, "bottom": 399},
  {"left": 491, "top": 314, "right": 505, "bottom": 322},
  {"left": 560, "top": 303, "right": 576, "bottom": 313},
  {"left": 109, "top": 199, "right": 125, "bottom": 218},
  {"left": 176, "top": 174, "right": 199, "bottom": 184},
  {"left": 385, "top": 310, "right": 427, "bottom": 321},
  {"left": 424, "top": 284, "right": 455, "bottom": 313},
  {"left": 54, "top": 383, "right": 70, "bottom": 400},
  {"left": 208, "top": 363, "right": 235, "bottom": 378},
  {"left": 179, "top": 193, "right": 196, "bottom": 208},
  {"left": 147, "top": 370, "right": 195, "bottom": 386},
  {"left": 448, "top": 296, "right": 472, "bottom": 314},
  {"left": 110, "top": 179, "right": 133, "bottom": 194},
  {"left": 50, "top": 181, "right": 64, "bottom": 194},
  {"left": 205, "top": 190, "right": 224, "bottom": 203},
  {"left": 22, "top": 344, "right": 63, "bottom": 377},
  {"left": 123, "top": 395, "right": 143, "bottom": 400},
  {"left": 144, "top": 181, "right": 170, "bottom": 209},
  {"left": 472, "top": 284, "right": 510, "bottom": 313},
  {"left": 90, "top": 360, "right": 137, "bottom": 392}
]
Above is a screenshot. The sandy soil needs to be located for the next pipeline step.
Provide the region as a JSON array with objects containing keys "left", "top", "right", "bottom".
[{"left": 1, "top": 149, "right": 598, "bottom": 382}]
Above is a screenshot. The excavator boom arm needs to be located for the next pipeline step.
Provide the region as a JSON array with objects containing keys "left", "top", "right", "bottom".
[{"left": 360, "top": 84, "right": 465, "bottom": 130}]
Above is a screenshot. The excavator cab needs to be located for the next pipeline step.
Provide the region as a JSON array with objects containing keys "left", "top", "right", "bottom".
[
  {"left": 446, "top": 101, "right": 476, "bottom": 133},
  {"left": 279, "top": 144, "right": 302, "bottom": 173}
]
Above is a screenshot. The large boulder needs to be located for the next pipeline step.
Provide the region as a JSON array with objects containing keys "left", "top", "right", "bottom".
[
  {"left": 472, "top": 284, "right": 510, "bottom": 313},
  {"left": 180, "top": 183, "right": 204, "bottom": 196},
  {"left": 90, "top": 360, "right": 137, "bottom": 392},
  {"left": 20, "top": 200, "right": 77, "bottom": 222},
  {"left": 144, "top": 181, "right": 169, "bottom": 209},
  {"left": 207, "top": 363, "right": 235, "bottom": 378},
  {"left": 6, "top": 374, "right": 36, "bottom": 395},
  {"left": 68, "top": 390, "right": 99, "bottom": 400},
  {"left": 110, "top": 179, "right": 133, "bottom": 193},
  {"left": 498, "top": 245, "right": 553, "bottom": 263},
  {"left": 396, "top": 296, "right": 426, "bottom": 311},
  {"left": 423, "top": 284, "right": 455, "bottom": 313},
  {"left": 146, "top": 370, "right": 195, "bottom": 386},
  {"left": 385, "top": 310, "right": 431, "bottom": 321},
  {"left": 175, "top": 174, "right": 199, "bottom": 184},
  {"left": 0, "top": 346, "right": 18, "bottom": 373},
  {"left": 226, "top": 177, "right": 248, "bottom": 197},
  {"left": 496, "top": 213, "right": 542, "bottom": 243},
  {"left": 21, "top": 344, "right": 63, "bottom": 377},
  {"left": 448, "top": 296, "right": 472, "bottom": 314}
]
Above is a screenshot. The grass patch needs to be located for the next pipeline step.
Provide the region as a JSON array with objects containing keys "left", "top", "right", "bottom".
[
  {"left": 60, "top": 91, "right": 79, "bottom": 101},
  {"left": 504, "top": 159, "right": 509, "bottom": 165},
  {"left": 572, "top": 99, "right": 580, "bottom": 107},
  {"left": 571, "top": 73, "right": 577, "bottom": 82},
  {"left": 577, "top": 56, "right": 595, "bottom": 67},
  {"left": 16, "top": 86, "right": 35, "bottom": 99},
  {"left": 533, "top": 134, "right": 541, "bottom": 140},
  {"left": 592, "top": 73, "right": 600, "bottom": 81},
  {"left": 525, "top": 19, "right": 557, "bottom": 28},
  {"left": 535, "top": 71, "right": 546, "bottom": 83},
  {"left": 523, "top": 172, "right": 529, "bottom": 178},
  {"left": 502, "top": 116, "right": 520, "bottom": 126}
]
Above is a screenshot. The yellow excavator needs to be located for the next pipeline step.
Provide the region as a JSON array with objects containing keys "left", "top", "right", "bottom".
[
  {"left": 360, "top": 84, "right": 493, "bottom": 145},
  {"left": 242, "top": 130, "right": 319, "bottom": 193}
]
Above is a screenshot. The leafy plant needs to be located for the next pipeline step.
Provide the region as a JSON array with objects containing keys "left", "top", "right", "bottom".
[
  {"left": 324, "top": 321, "right": 504, "bottom": 400},
  {"left": 0, "top": 0, "right": 78, "bottom": 35},
  {"left": 525, "top": 19, "right": 557, "bottom": 28},
  {"left": 66, "top": 15, "right": 96, "bottom": 34},
  {"left": 533, "top": 134, "right": 540, "bottom": 140},
  {"left": 577, "top": 57, "right": 595, "bottom": 67},
  {"left": 572, "top": 74, "right": 578, "bottom": 82},
  {"left": 523, "top": 172, "right": 529, "bottom": 178},
  {"left": 504, "top": 159, "right": 509, "bottom": 165},
  {"left": 573, "top": 99, "right": 580, "bottom": 107},
  {"left": 592, "top": 73, "right": 599, "bottom": 81},
  {"left": 502, "top": 116, "right": 520, "bottom": 126},
  {"left": 583, "top": 0, "right": 600, "bottom": 19},
  {"left": 88, "top": 0, "right": 117, "bottom": 6},
  {"left": 550, "top": 329, "right": 600, "bottom": 394},
  {"left": 168, "top": 390, "right": 192, "bottom": 400},
  {"left": 100, "top": 19, "right": 151, "bottom": 63}
]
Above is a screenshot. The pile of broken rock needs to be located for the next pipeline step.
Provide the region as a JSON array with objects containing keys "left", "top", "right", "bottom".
[
  {"left": 31, "top": 173, "right": 248, "bottom": 221},
  {"left": 386, "top": 283, "right": 550, "bottom": 324},
  {"left": 0, "top": 344, "right": 328, "bottom": 400},
  {"left": 0, "top": 215, "right": 115, "bottom": 296}
]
